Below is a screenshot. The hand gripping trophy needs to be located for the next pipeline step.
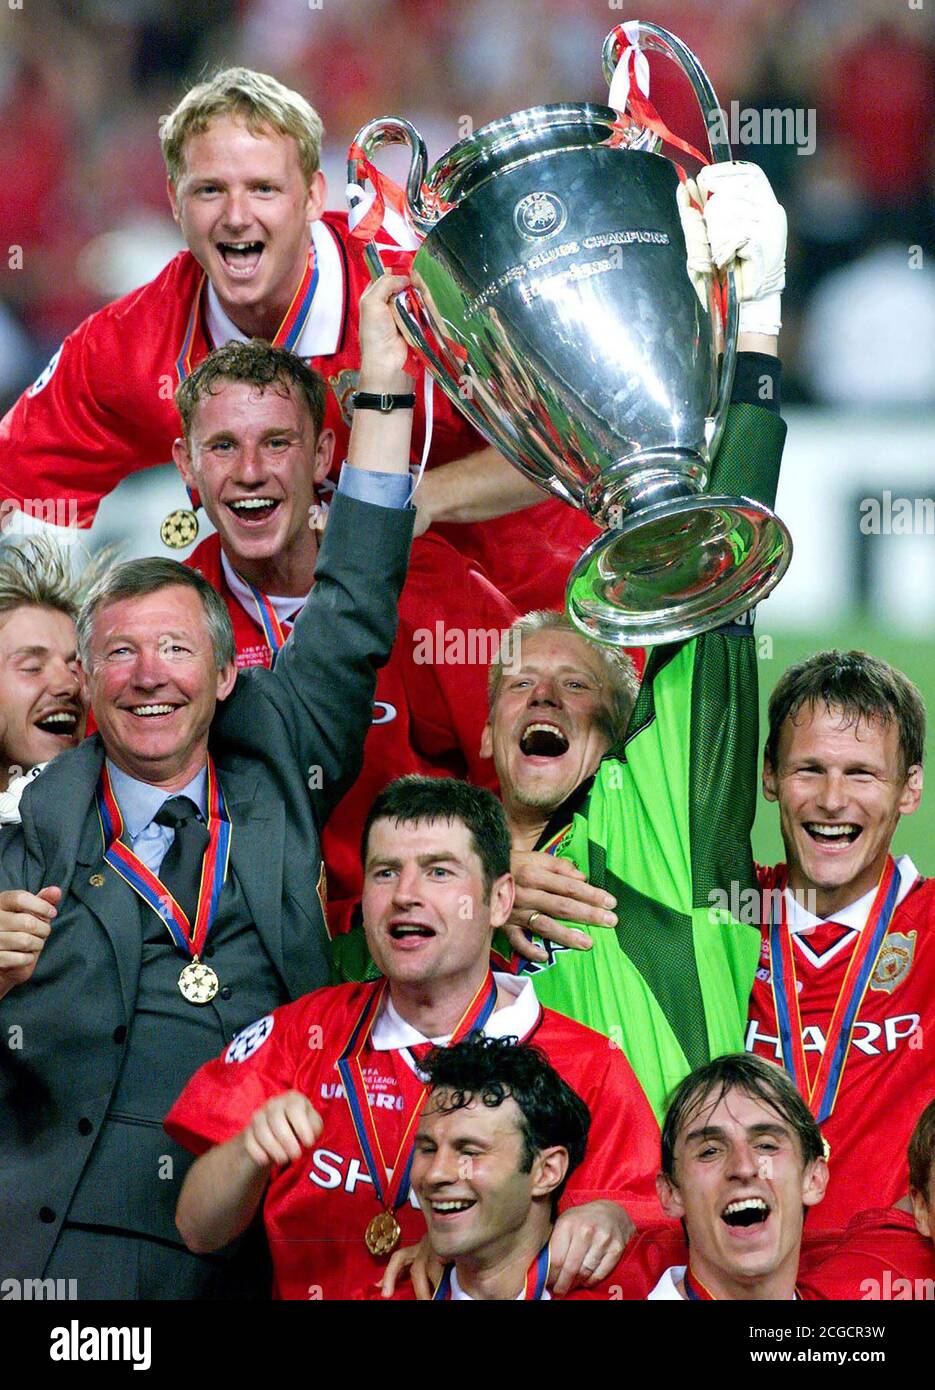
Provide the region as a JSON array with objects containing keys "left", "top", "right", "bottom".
[{"left": 348, "top": 19, "right": 791, "bottom": 646}]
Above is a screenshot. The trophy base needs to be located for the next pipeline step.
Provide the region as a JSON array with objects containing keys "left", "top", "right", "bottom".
[{"left": 566, "top": 494, "right": 792, "bottom": 648}]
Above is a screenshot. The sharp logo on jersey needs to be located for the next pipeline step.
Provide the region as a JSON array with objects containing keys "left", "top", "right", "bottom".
[
  {"left": 747, "top": 1012, "right": 920, "bottom": 1059},
  {"left": 870, "top": 931, "right": 917, "bottom": 993},
  {"left": 372, "top": 701, "right": 397, "bottom": 725},
  {"left": 27, "top": 346, "right": 63, "bottom": 397},
  {"left": 308, "top": 1148, "right": 422, "bottom": 1201},
  {"left": 329, "top": 368, "right": 361, "bottom": 427},
  {"left": 755, "top": 965, "right": 803, "bottom": 992},
  {"left": 226, "top": 1015, "right": 275, "bottom": 1063}
]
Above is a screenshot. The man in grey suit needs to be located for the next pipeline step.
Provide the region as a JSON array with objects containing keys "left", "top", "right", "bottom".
[{"left": 0, "top": 273, "right": 416, "bottom": 1298}]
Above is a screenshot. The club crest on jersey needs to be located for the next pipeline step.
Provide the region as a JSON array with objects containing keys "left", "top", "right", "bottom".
[
  {"left": 870, "top": 931, "right": 916, "bottom": 993},
  {"left": 330, "top": 368, "right": 361, "bottom": 427},
  {"left": 226, "top": 1014, "right": 274, "bottom": 1063}
]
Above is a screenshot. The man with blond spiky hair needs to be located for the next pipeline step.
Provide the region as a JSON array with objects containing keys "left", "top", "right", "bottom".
[
  {"left": 0, "top": 66, "right": 595, "bottom": 615},
  {"left": 0, "top": 537, "right": 90, "bottom": 821}
]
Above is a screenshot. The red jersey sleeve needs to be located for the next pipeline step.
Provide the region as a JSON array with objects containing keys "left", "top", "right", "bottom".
[
  {"left": 399, "top": 534, "right": 518, "bottom": 789},
  {"left": 558, "top": 1032, "right": 663, "bottom": 1226},
  {"left": 164, "top": 993, "right": 321, "bottom": 1156},
  {"left": 0, "top": 252, "right": 198, "bottom": 527}
]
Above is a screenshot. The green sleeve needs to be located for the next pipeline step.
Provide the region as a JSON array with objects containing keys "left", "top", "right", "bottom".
[{"left": 518, "top": 400, "right": 786, "bottom": 1120}]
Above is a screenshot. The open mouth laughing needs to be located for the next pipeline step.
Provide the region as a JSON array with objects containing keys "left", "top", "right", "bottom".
[
  {"left": 34, "top": 709, "right": 80, "bottom": 740},
  {"left": 721, "top": 1196, "right": 771, "bottom": 1231},
  {"left": 217, "top": 240, "right": 264, "bottom": 277},
  {"left": 518, "top": 721, "right": 569, "bottom": 758},
  {"left": 226, "top": 497, "right": 281, "bottom": 525},
  {"left": 804, "top": 822, "right": 862, "bottom": 848}
]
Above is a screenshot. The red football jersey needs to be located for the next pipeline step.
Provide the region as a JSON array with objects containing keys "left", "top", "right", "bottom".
[
  {"left": 0, "top": 212, "right": 598, "bottom": 615},
  {"left": 188, "top": 530, "right": 515, "bottom": 935},
  {"left": 165, "top": 977, "right": 663, "bottom": 1301},
  {"left": 747, "top": 860, "right": 932, "bottom": 1233},
  {"left": 800, "top": 1205, "right": 935, "bottom": 1301}
]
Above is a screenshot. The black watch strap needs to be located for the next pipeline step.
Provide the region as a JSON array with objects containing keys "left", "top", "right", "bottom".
[{"left": 352, "top": 391, "right": 416, "bottom": 413}]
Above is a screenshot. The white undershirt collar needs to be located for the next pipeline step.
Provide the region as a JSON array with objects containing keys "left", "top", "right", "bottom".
[
  {"left": 785, "top": 853, "right": 918, "bottom": 936},
  {"left": 219, "top": 550, "right": 307, "bottom": 626},
  {"left": 371, "top": 972, "right": 540, "bottom": 1052},
  {"left": 205, "top": 219, "right": 345, "bottom": 358}
]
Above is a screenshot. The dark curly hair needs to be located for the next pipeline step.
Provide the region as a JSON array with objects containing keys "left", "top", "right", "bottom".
[{"left": 420, "top": 1035, "right": 591, "bottom": 1213}]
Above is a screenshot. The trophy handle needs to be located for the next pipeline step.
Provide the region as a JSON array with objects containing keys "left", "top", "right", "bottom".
[
  {"left": 602, "top": 21, "right": 737, "bottom": 461},
  {"left": 347, "top": 116, "right": 435, "bottom": 283}
]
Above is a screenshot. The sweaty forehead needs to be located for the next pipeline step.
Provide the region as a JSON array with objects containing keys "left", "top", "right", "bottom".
[{"left": 679, "top": 1085, "right": 791, "bottom": 1145}]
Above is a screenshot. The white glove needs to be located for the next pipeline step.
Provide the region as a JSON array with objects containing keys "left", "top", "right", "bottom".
[{"left": 696, "top": 161, "right": 787, "bottom": 336}]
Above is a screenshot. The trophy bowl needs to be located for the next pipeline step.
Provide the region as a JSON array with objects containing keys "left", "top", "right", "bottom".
[{"left": 348, "top": 20, "right": 791, "bottom": 646}]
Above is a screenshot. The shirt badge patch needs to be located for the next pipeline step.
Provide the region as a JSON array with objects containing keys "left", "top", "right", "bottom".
[
  {"left": 870, "top": 930, "right": 916, "bottom": 994},
  {"left": 226, "top": 1014, "right": 275, "bottom": 1063},
  {"left": 329, "top": 367, "right": 361, "bottom": 428}
]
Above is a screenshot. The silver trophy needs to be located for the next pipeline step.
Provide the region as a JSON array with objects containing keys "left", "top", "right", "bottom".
[{"left": 348, "top": 20, "right": 791, "bottom": 645}]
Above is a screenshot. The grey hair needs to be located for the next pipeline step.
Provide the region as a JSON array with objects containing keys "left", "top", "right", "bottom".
[
  {"left": 0, "top": 536, "right": 108, "bottom": 623},
  {"left": 76, "top": 558, "right": 236, "bottom": 671},
  {"left": 487, "top": 610, "right": 639, "bottom": 741}
]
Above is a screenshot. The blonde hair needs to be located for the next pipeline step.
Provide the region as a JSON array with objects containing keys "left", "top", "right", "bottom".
[
  {"left": 159, "top": 67, "right": 324, "bottom": 185},
  {"left": 487, "top": 610, "right": 639, "bottom": 742},
  {"left": 0, "top": 536, "right": 104, "bottom": 625}
]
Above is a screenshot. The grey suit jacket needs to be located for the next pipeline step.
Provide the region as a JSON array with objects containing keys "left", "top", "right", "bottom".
[{"left": 0, "top": 491, "right": 413, "bottom": 1279}]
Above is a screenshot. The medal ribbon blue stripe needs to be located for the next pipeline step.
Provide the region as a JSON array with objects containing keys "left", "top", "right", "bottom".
[
  {"left": 769, "top": 905, "right": 799, "bottom": 1087},
  {"left": 815, "top": 864, "right": 901, "bottom": 1124},
  {"left": 337, "top": 976, "right": 499, "bottom": 1215},
  {"left": 281, "top": 257, "right": 319, "bottom": 351},
  {"left": 528, "top": 1244, "right": 550, "bottom": 1300}
]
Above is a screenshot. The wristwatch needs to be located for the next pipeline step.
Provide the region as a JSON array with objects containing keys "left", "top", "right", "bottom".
[{"left": 352, "top": 391, "right": 416, "bottom": 413}]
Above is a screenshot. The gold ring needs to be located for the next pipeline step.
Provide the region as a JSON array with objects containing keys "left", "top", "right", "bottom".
[{"left": 527, "top": 910, "right": 541, "bottom": 930}]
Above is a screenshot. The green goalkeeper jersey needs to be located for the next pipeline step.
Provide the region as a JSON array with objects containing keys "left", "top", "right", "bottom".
[{"left": 493, "top": 396, "right": 787, "bottom": 1121}]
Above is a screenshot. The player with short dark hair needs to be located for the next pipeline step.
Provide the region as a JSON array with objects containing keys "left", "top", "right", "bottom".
[
  {"left": 404, "top": 1036, "right": 592, "bottom": 1299},
  {"left": 748, "top": 649, "right": 932, "bottom": 1231},
  {"left": 648, "top": 1054, "right": 828, "bottom": 1300},
  {"left": 166, "top": 777, "right": 663, "bottom": 1300}
]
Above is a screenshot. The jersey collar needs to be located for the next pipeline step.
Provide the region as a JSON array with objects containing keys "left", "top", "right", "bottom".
[
  {"left": 370, "top": 972, "right": 540, "bottom": 1051},
  {"left": 204, "top": 219, "right": 345, "bottom": 358},
  {"left": 219, "top": 550, "right": 307, "bottom": 627},
  {"left": 786, "top": 854, "right": 919, "bottom": 937}
]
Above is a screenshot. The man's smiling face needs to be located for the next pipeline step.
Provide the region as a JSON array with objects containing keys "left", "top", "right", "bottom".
[
  {"left": 83, "top": 585, "right": 235, "bottom": 787},
  {"left": 0, "top": 605, "right": 85, "bottom": 776},
  {"left": 168, "top": 115, "right": 324, "bottom": 327},
  {"left": 657, "top": 1086, "right": 828, "bottom": 1291},
  {"left": 763, "top": 702, "right": 922, "bottom": 916},
  {"left": 481, "top": 629, "right": 616, "bottom": 819}
]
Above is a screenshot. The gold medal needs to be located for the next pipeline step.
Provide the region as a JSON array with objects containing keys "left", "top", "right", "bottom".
[
  {"left": 178, "top": 958, "right": 219, "bottom": 1004},
  {"left": 161, "top": 508, "right": 199, "bottom": 549},
  {"left": 365, "top": 1210, "right": 401, "bottom": 1257}
]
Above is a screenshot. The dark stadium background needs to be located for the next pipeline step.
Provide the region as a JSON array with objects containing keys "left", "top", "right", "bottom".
[{"left": 1, "top": 0, "right": 933, "bottom": 868}]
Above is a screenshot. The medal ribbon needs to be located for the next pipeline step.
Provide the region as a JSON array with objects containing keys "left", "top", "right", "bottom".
[
  {"left": 242, "top": 579, "right": 292, "bottom": 659},
  {"left": 175, "top": 244, "right": 319, "bottom": 383},
  {"left": 95, "top": 758, "right": 232, "bottom": 961},
  {"left": 433, "top": 1242, "right": 551, "bottom": 1300},
  {"left": 768, "top": 856, "right": 901, "bottom": 1124},
  {"left": 336, "top": 972, "right": 499, "bottom": 1218}
]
